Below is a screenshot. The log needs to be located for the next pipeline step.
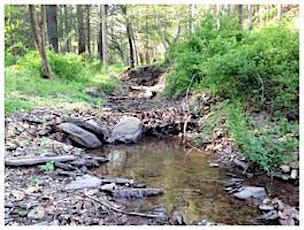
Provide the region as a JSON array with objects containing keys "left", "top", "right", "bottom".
[
  {"left": 5, "top": 155, "right": 76, "bottom": 167},
  {"left": 113, "top": 188, "right": 164, "bottom": 199},
  {"left": 101, "top": 177, "right": 133, "bottom": 185}
]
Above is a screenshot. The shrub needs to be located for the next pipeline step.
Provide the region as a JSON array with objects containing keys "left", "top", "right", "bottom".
[{"left": 166, "top": 14, "right": 299, "bottom": 119}]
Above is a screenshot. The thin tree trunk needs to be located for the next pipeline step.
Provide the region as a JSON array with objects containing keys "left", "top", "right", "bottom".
[
  {"left": 238, "top": 4, "right": 244, "bottom": 30},
  {"left": 126, "top": 21, "right": 134, "bottom": 68},
  {"left": 63, "top": 5, "right": 71, "bottom": 53},
  {"left": 29, "top": 5, "right": 54, "bottom": 78},
  {"left": 248, "top": 4, "right": 253, "bottom": 30},
  {"left": 46, "top": 5, "right": 58, "bottom": 53},
  {"left": 86, "top": 5, "right": 91, "bottom": 55},
  {"left": 216, "top": 4, "right": 221, "bottom": 29},
  {"left": 130, "top": 23, "right": 139, "bottom": 66},
  {"left": 189, "top": 4, "right": 196, "bottom": 34},
  {"left": 77, "top": 5, "right": 86, "bottom": 55},
  {"left": 277, "top": 4, "right": 282, "bottom": 22},
  {"left": 101, "top": 4, "right": 108, "bottom": 75},
  {"left": 156, "top": 17, "right": 168, "bottom": 57}
]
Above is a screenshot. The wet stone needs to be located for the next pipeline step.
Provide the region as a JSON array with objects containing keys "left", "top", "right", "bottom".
[
  {"left": 65, "top": 174, "right": 102, "bottom": 190},
  {"left": 232, "top": 186, "right": 266, "bottom": 201}
]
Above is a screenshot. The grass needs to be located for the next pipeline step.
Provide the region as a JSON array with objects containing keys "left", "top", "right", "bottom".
[
  {"left": 193, "top": 100, "right": 299, "bottom": 173},
  {"left": 5, "top": 56, "right": 124, "bottom": 115}
]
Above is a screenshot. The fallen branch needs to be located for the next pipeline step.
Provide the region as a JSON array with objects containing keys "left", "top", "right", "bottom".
[
  {"left": 5, "top": 155, "right": 76, "bottom": 167},
  {"left": 182, "top": 115, "right": 192, "bottom": 143},
  {"left": 128, "top": 212, "right": 166, "bottom": 218},
  {"left": 80, "top": 192, "right": 166, "bottom": 219}
]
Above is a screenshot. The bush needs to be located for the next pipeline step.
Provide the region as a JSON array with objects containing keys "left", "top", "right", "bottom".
[
  {"left": 166, "top": 14, "right": 299, "bottom": 119},
  {"left": 15, "top": 50, "right": 96, "bottom": 82},
  {"left": 223, "top": 102, "right": 298, "bottom": 172}
]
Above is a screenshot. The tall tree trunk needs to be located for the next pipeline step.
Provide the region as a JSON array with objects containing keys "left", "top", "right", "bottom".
[
  {"left": 46, "top": 5, "right": 58, "bottom": 53},
  {"left": 248, "top": 4, "right": 253, "bottom": 30},
  {"left": 126, "top": 21, "right": 134, "bottom": 68},
  {"left": 63, "top": 5, "right": 71, "bottom": 53},
  {"left": 101, "top": 4, "right": 108, "bottom": 75},
  {"left": 130, "top": 23, "right": 139, "bottom": 66},
  {"left": 216, "top": 4, "right": 221, "bottom": 29},
  {"left": 29, "top": 5, "right": 54, "bottom": 78},
  {"left": 277, "top": 4, "right": 282, "bottom": 22},
  {"left": 156, "top": 17, "right": 168, "bottom": 58},
  {"left": 77, "top": 5, "right": 86, "bottom": 55},
  {"left": 86, "top": 5, "right": 91, "bottom": 55},
  {"left": 189, "top": 4, "right": 196, "bottom": 34},
  {"left": 238, "top": 4, "right": 244, "bottom": 30}
]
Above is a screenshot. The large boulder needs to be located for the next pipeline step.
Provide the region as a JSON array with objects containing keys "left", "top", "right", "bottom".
[
  {"left": 232, "top": 186, "right": 267, "bottom": 201},
  {"left": 57, "top": 123, "right": 102, "bottom": 148},
  {"left": 108, "top": 117, "right": 143, "bottom": 144},
  {"left": 68, "top": 119, "right": 109, "bottom": 142}
]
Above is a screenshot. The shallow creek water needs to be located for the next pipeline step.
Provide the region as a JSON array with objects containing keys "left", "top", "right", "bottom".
[{"left": 91, "top": 137, "right": 268, "bottom": 224}]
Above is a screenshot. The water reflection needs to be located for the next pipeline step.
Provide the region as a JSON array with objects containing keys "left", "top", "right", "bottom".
[{"left": 93, "top": 137, "right": 260, "bottom": 224}]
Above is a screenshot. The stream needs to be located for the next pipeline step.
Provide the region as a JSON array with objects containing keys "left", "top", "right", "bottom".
[{"left": 91, "top": 137, "right": 267, "bottom": 224}]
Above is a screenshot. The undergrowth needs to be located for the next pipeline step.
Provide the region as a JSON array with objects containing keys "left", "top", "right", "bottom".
[
  {"left": 5, "top": 51, "right": 123, "bottom": 115},
  {"left": 168, "top": 14, "right": 299, "bottom": 172}
]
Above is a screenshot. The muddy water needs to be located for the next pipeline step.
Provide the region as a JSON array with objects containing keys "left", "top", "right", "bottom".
[{"left": 93, "top": 138, "right": 261, "bottom": 225}]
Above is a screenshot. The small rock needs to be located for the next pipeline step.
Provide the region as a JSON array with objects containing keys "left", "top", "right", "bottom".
[
  {"left": 65, "top": 174, "right": 102, "bottom": 190},
  {"left": 27, "top": 207, "right": 46, "bottom": 220},
  {"left": 209, "top": 162, "right": 219, "bottom": 167},
  {"left": 100, "top": 183, "right": 117, "bottom": 191},
  {"left": 259, "top": 204, "right": 274, "bottom": 211},
  {"left": 258, "top": 210, "right": 279, "bottom": 221},
  {"left": 279, "top": 165, "right": 291, "bottom": 173},
  {"left": 213, "top": 144, "right": 223, "bottom": 151},
  {"left": 290, "top": 169, "right": 297, "bottom": 179}
]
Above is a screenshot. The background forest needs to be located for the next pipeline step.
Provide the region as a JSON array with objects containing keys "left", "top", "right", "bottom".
[{"left": 5, "top": 4, "right": 299, "bottom": 172}]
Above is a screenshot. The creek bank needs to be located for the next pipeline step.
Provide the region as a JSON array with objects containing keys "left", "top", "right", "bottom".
[{"left": 4, "top": 64, "right": 298, "bottom": 225}]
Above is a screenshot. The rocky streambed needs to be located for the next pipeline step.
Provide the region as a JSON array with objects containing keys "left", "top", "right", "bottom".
[
  {"left": 4, "top": 64, "right": 299, "bottom": 225},
  {"left": 4, "top": 104, "right": 299, "bottom": 225}
]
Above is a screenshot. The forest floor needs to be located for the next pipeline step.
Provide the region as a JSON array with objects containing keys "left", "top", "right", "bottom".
[{"left": 4, "top": 65, "right": 299, "bottom": 225}]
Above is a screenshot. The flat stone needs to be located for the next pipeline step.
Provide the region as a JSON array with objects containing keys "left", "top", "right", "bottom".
[
  {"left": 258, "top": 210, "right": 279, "bottom": 221},
  {"left": 65, "top": 174, "right": 102, "bottom": 190},
  {"left": 68, "top": 119, "right": 108, "bottom": 142},
  {"left": 232, "top": 186, "right": 266, "bottom": 201},
  {"left": 58, "top": 123, "right": 102, "bottom": 148},
  {"left": 100, "top": 183, "right": 117, "bottom": 191},
  {"left": 209, "top": 162, "right": 219, "bottom": 167},
  {"left": 259, "top": 204, "right": 275, "bottom": 211}
]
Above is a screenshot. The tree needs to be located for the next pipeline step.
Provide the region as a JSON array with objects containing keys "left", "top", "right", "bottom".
[
  {"left": 86, "top": 5, "right": 91, "bottom": 55},
  {"left": 121, "top": 5, "right": 134, "bottom": 68},
  {"left": 101, "top": 5, "right": 108, "bottom": 74},
  {"left": 29, "top": 5, "right": 54, "bottom": 78},
  {"left": 277, "top": 4, "right": 282, "bottom": 22},
  {"left": 46, "top": 5, "right": 58, "bottom": 53},
  {"left": 77, "top": 5, "right": 86, "bottom": 54},
  {"left": 238, "top": 4, "right": 244, "bottom": 30},
  {"left": 248, "top": 4, "right": 253, "bottom": 30}
]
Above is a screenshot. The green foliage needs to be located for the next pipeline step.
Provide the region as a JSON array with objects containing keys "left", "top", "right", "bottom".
[
  {"left": 39, "top": 161, "right": 55, "bottom": 172},
  {"left": 193, "top": 106, "right": 222, "bottom": 147},
  {"left": 28, "top": 176, "right": 39, "bottom": 186},
  {"left": 223, "top": 102, "right": 298, "bottom": 172},
  {"left": 166, "top": 14, "right": 299, "bottom": 119}
]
